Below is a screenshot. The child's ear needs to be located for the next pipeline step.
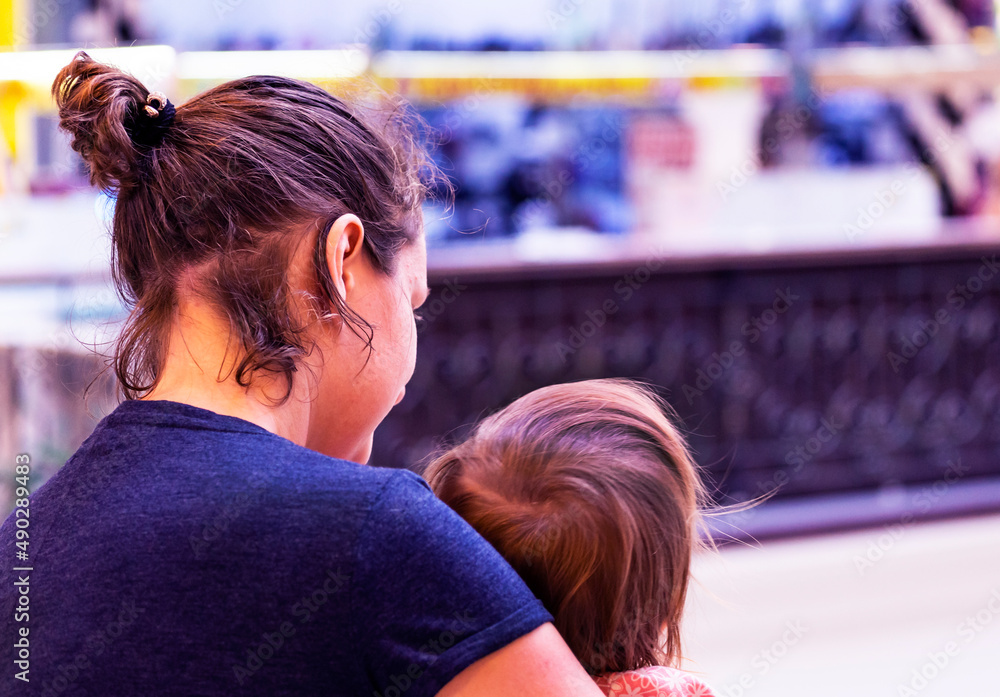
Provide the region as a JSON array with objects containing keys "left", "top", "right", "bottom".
[{"left": 323, "top": 214, "right": 366, "bottom": 300}]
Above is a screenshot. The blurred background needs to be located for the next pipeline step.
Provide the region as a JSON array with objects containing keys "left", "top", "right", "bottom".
[{"left": 2, "top": 0, "right": 1000, "bottom": 693}]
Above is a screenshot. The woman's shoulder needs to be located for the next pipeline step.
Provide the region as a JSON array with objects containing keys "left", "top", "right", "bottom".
[
  {"left": 20, "top": 397, "right": 418, "bottom": 546},
  {"left": 69, "top": 396, "right": 400, "bottom": 494},
  {"left": 594, "top": 665, "right": 717, "bottom": 697}
]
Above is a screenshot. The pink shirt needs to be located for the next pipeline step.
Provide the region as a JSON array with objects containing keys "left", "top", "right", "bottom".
[{"left": 595, "top": 665, "right": 717, "bottom": 697}]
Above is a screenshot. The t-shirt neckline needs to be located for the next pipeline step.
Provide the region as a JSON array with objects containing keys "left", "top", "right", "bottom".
[{"left": 106, "top": 398, "right": 280, "bottom": 437}]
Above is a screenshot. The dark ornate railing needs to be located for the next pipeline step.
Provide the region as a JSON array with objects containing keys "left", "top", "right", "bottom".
[{"left": 373, "top": 242, "right": 1000, "bottom": 523}]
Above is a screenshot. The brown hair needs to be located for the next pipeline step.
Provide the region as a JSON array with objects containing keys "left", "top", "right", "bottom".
[
  {"left": 423, "top": 379, "right": 707, "bottom": 674},
  {"left": 53, "top": 51, "right": 445, "bottom": 402}
]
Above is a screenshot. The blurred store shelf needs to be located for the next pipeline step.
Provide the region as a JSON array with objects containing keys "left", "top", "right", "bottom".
[
  {"left": 0, "top": 193, "right": 111, "bottom": 282},
  {"left": 4, "top": 186, "right": 999, "bottom": 280},
  {"left": 0, "top": 193, "right": 118, "bottom": 349},
  {"left": 812, "top": 44, "right": 1000, "bottom": 93},
  {"left": 373, "top": 45, "right": 1000, "bottom": 99},
  {"left": 0, "top": 45, "right": 178, "bottom": 97},
  {"left": 4, "top": 43, "right": 1000, "bottom": 98},
  {"left": 175, "top": 48, "right": 368, "bottom": 97},
  {"left": 423, "top": 217, "right": 1000, "bottom": 280},
  {"left": 370, "top": 48, "right": 791, "bottom": 101},
  {"left": 3, "top": 43, "right": 1000, "bottom": 121},
  {"left": 371, "top": 49, "right": 789, "bottom": 81}
]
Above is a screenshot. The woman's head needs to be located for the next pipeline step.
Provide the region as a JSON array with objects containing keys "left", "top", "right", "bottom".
[
  {"left": 423, "top": 379, "right": 707, "bottom": 674},
  {"left": 54, "top": 52, "right": 441, "bottom": 460}
]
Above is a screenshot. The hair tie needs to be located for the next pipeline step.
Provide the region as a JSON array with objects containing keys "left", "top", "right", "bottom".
[{"left": 127, "top": 91, "right": 175, "bottom": 148}]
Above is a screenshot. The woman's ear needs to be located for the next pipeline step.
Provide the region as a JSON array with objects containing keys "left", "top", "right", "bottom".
[{"left": 323, "top": 214, "right": 366, "bottom": 299}]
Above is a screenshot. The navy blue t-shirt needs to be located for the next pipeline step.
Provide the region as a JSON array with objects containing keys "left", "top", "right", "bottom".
[{"left": 0, "top": 399, "right": 552, "bottom": 695}]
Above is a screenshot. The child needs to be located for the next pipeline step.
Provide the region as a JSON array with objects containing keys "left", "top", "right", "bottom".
[{"left": 423, "top": 378, "right": 716, "bottom": 697}]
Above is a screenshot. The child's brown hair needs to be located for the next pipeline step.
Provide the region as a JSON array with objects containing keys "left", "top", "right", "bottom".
[{"left": 423, "top": 378, "right": 707, "bottom": 674}]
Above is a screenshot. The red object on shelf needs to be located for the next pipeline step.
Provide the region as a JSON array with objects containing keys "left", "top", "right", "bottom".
[{"left": 627, "top": 115, "right": 696, "bottom": 169}]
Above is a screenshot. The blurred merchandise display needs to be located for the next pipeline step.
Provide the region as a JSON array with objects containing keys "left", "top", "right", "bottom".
[
  {"left": 419, "top": 100, "right": 630, "bottom": 241},
  {"left": 6, "top": 43, "right": 1000, "bottom": 248},
  {"left": 133, "top": 0, "right": 997, "bottom": 53}
]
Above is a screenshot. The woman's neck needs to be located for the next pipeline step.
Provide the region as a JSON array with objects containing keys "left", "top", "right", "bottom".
[{"left": 141, "top": 296, "right": 313, "bottom": 447}]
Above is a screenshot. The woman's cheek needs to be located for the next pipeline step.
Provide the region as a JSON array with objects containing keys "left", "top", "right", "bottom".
[{"left": 405, "top": 317, "right": 419, "bottom": 379}]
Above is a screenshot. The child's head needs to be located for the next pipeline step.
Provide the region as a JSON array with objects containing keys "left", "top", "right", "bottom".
[{"left": 423, "top": 378, "right": 706, "bottom": 674}]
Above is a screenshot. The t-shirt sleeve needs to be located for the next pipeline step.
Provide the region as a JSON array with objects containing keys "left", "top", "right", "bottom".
[{"left": 350, "top": 469, "right": 554, "bottom": 697}]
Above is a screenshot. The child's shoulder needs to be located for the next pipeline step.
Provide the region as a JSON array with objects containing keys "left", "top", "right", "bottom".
[{"left": 594, "top": 665, "right": 716, "bottom": 697}]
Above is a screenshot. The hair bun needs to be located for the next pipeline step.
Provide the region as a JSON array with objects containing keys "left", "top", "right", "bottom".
[
  {"left": 127, "top": 91, "right": 176, "bottom": 149},
  {"left": 52, "top": 51, "right": 155, "bottom": 191}
]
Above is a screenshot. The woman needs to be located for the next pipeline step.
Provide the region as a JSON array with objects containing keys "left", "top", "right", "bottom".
[{"left": 0, "top": 52, "right": 604, "bottom": 696}]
